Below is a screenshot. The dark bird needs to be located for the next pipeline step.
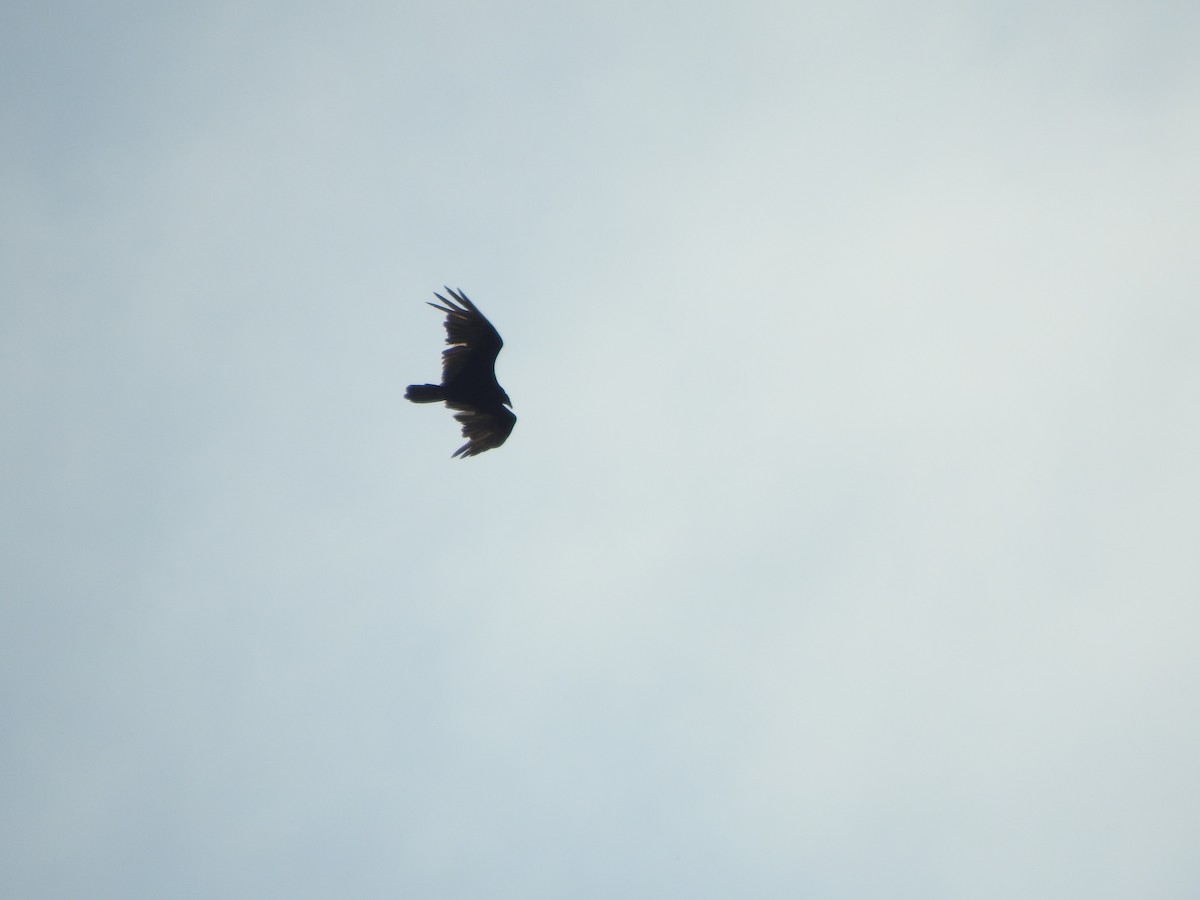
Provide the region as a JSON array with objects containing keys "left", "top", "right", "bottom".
[{"left": 405, "top": 287, "right": 516, "bottom": 458}]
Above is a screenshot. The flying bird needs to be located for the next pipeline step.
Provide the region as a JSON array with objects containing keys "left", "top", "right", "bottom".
[{"left": 405, "top": 287, "right": 516, "bottom": 458}]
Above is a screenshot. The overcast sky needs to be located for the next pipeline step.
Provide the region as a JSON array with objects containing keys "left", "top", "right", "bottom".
[{"left": 2, "top": 1, "right": 1199, "bottom": 898}]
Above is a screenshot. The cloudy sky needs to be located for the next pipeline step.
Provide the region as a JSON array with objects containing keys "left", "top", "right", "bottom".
[{"left": 3, "top": 1, "right": 1198, "bottom": 897}]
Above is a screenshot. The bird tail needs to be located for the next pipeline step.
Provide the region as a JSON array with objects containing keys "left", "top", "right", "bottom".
[{"left": 405, "top": 384, "right": 444, "bottom": 403}]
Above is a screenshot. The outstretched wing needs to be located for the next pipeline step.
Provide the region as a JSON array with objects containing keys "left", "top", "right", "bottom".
[
  {"left": 428, "top": 287, "right": 504, "bottom": 384},
  {"left": 449, "top": 403, "right": 517, "bottom": 458}
]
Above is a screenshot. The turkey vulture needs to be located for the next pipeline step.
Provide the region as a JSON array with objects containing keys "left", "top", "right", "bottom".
[{"left": 405, "top": 288, "right": 516, "bottom": 458}]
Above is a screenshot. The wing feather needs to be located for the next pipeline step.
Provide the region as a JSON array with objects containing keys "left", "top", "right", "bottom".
[
  {"left": 431, "top": 287, "right": 504, "bottom": 384},
  {"left": 448, "top": 404, "right": 517, "bottom": 458}
]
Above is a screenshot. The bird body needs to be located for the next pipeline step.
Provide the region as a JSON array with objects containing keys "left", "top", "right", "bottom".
[{"left": 406, "top": 288, "right": 516, "bottom": 458}]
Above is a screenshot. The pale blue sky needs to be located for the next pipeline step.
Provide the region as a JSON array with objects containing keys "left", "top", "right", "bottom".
[{"left": 3, "top": 1, "right": 1199, "bottom": 897}]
